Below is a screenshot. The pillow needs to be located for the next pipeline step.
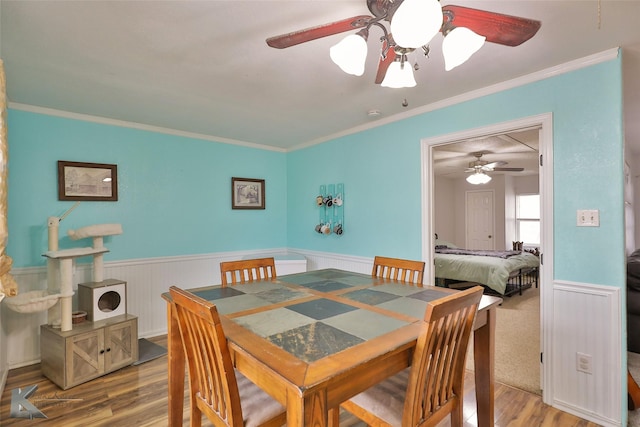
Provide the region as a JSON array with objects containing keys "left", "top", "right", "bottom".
[{"left": 434, "top": 239, "right": 458, "bottom": 249}]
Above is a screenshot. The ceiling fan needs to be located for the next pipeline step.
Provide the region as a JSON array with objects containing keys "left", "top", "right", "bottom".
[
  {"left": 465, "top": 152, "right": 525, "bottom": 173},
  {"left": 464, "top": 152, "right": 524, "bottom": 184},
  {"left": 266, "top": 0, "right": 542, "bottom": 86}
]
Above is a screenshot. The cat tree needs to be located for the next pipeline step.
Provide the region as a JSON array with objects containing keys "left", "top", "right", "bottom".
[
  {"left": 5, "top": 202, "right": 122, "bottom": 332},
  {"left": 45, "top": 216, "right": 122, "bottom": 331}
]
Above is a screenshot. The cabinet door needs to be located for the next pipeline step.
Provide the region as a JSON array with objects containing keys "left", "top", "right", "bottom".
[
  {"left": 105, "top": 319, "right": 138, "bottom": 371},
  {"left": 67, "top": 330, "right": 104, "bottom": 387}
]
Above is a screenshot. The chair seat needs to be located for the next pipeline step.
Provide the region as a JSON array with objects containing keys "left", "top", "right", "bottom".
[
  {"left": 236, "top": 371, "right": 286, "bottom": 427},
  {"left": 344, "top": 368, "right": 410, "bottom": 426}
]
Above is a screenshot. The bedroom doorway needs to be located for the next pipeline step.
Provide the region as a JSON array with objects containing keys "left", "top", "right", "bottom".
[{"left": 420, "top": 113, "right": 554, "bottom": 405}]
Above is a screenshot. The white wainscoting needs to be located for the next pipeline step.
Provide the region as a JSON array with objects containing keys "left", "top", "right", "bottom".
[
  {"left": 1, "top": 253, "right": 627, "bottom": 426},
  {"left": 2, "top": 248, "right": 373, "bottom": 369},
  {"left": 550, "top": 280, "right": 622, "bottom": 427}
]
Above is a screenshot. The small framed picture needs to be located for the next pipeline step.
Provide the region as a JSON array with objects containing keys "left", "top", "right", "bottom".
[
  {"left": 231, "top": 177, "right": 265, "bottom": 210},
  {"left": 58, "top": 161, "right": 118, "bottom": 201}
]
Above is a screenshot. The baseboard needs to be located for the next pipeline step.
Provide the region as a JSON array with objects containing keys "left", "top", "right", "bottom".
[
  {"left": 552, "top": 400, "right": 621, "bottom": 427},
  {"left": 0, "top": 367, "right": 7, "bottom": 403},
  {"left": 138, "top": 328, "right": 168, "bottom": 340}
]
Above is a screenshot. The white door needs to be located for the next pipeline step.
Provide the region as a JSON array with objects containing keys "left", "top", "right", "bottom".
[{"left": 466, "top": 190, "right": 495, "bottom": 250}]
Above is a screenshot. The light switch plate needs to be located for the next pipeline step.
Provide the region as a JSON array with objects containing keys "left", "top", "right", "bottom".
[{"left": 577, "top": 209, "right": 600, "bottom": 227}]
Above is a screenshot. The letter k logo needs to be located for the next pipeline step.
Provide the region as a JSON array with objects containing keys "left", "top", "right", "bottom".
[{"left": 10, "top": 385, "right": 47, "bottom": 419}]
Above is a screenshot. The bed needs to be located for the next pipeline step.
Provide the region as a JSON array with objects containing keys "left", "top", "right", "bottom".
[{"left": 434, "top": 241, "right": 540, "bottom": 296}]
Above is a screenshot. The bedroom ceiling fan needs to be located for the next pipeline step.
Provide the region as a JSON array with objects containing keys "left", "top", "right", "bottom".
[
  {"left": 266, "top": 0, "right": 541, "bottom": 88},
  {"left": 465, "top": 152, "right": 524, "bottom": 184}
]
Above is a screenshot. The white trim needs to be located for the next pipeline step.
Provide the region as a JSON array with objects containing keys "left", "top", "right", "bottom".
[
  {"left": 7, "top": 103, "right": 287, "bottom": 153},
  {"left": 291, "top": 49, "right": 617, "bottom": 151},
  {"left": 539, "top": 114, "right": 555, "bottom": 406},
  {"left": 420, "top": 112, "right": 554, "bottom": 403},
  {"left": 8, "top": 49, "right": 618, "bottom": 153},
  {"left": 421, "top": 141, "right": 434, "bottom": 266},
  {"left": 0, "top": 365, "right": 6, "bottom": 408},
  {"left": 8, "top": 246, "right": 368, "bottom": 275},
  {"left": 554, "top": 279, "right": 622, "bottom": 295}
]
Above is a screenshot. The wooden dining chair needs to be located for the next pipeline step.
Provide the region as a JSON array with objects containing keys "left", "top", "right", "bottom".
[
  {"left": 372, "top": 256, "right": 426, "bottom": 285},
  {"left": 340, "top": 286, "right": 484, "bottom": 427},
  {"left": 220, "top": 257, "right": 277, "bottom": 286},
  {"left": 169, "top": 286, "right": 286, "bottom": 427}
]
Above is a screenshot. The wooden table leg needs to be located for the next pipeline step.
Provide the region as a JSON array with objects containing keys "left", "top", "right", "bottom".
[
  {"left": 328, "top": 407, "right": 340, "bottom": 427},
  {"left": 473, "top": 305, "right": 496, "bottom": 427},
  {"left": 166, "top": 301, "right": 185, "bottom": 427},
  {"left": 286, "top": 389, "right": 328, "bottom": 427}
]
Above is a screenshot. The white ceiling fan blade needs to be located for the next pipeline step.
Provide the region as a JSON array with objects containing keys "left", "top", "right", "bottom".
[
  {"left": 493, "top": 167, "right": 525, "bottom": 172},
  {"left": 482, "top": 161, "right": 507, "bottom": 169}
]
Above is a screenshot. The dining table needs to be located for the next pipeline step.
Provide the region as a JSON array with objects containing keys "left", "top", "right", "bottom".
[{"left": 162, "top": 268, "right": 502, "bottom": 427}]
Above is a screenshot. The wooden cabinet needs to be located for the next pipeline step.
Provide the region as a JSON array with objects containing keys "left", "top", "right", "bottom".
[{"left": 40, "top": 314, "right": 138, "bottom": 390}]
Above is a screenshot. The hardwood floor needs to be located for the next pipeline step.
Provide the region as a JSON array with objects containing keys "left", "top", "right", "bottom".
[{"left": 0, "top": 335, "right": 600, "bottom": 427}]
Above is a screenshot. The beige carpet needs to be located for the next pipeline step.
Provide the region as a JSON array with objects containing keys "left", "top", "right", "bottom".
[{"left": 467, "top": 285, "right": 541, "bottom": 395}]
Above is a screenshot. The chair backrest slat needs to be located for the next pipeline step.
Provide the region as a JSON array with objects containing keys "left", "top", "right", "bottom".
[
  {"left": 403, "top": 286, "right": 483, "bottom": 426},
  {"left": 220, "top": 257, "right": 277, "bottom": 286},
  {"left": 169, "top": 286, "right": 244, "bottom": 426},
  {"left": 371, "top": 256, "right": 425, "bottom": 285}
]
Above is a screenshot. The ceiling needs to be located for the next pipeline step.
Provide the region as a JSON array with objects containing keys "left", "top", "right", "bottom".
[
  {"left": 432, "top": 128, "right": 539, "bottom": 179},
  {"left": 1, "top": 1, "right": 640, "bottom": 153}
]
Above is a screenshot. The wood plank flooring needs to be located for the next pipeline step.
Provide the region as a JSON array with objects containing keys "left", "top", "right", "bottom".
[{"left": 0, "top": 335, "right": 600, "bottom": 426}]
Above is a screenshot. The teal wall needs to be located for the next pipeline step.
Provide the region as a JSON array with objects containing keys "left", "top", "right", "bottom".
[
  {"left": 288, "top": 57, "right": 625, "bottom": 288},
  {"left": 7, "top": 56, "right": 625, "bottom": 292},
  {"left": 7, "top": 112, "right": 288, "bottom": 267},
  {"left": 287, "top": 130, "right": 423, "bottom": 260},
  {"left": 5, "top": 56, "right": 627, "bottom": 420}
]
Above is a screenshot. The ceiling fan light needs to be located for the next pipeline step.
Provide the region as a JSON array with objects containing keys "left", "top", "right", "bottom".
[
  {"left": 466, "top": 171, "right": 492, "bottom": 185},
  {"left": 381, "top": 60, "right": 416, "bottom": 88},
  {"left": 330, "top": 32, "right": 368, "bottom": 76},
  {"left": 390, "top": 0, "right": 443, "bottom": 49},
  {"left": 442, "top": 27, "right": 486, "bottom": 71}
]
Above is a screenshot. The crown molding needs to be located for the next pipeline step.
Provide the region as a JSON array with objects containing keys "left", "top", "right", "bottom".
[
  {"left": 290, "top": 48, "right": 620, "bottom": 151},
  {"left": 8, "top": 48, "right": 619, "bottom": 153},
  {"left": 7, "top": 103, "right": 287, "bottom": 153}
]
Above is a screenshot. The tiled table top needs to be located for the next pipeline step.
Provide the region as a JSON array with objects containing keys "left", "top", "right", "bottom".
[{"left": 192, "top": 269, "right": 452, "bottom": 363}]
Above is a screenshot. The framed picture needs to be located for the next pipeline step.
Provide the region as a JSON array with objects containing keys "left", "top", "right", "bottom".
[
  {"left": 231, "top": 177, "right": 265, "bottom": 209},
  {"left": 58, "top": 161, "right": 118, "bottom": 201}
]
